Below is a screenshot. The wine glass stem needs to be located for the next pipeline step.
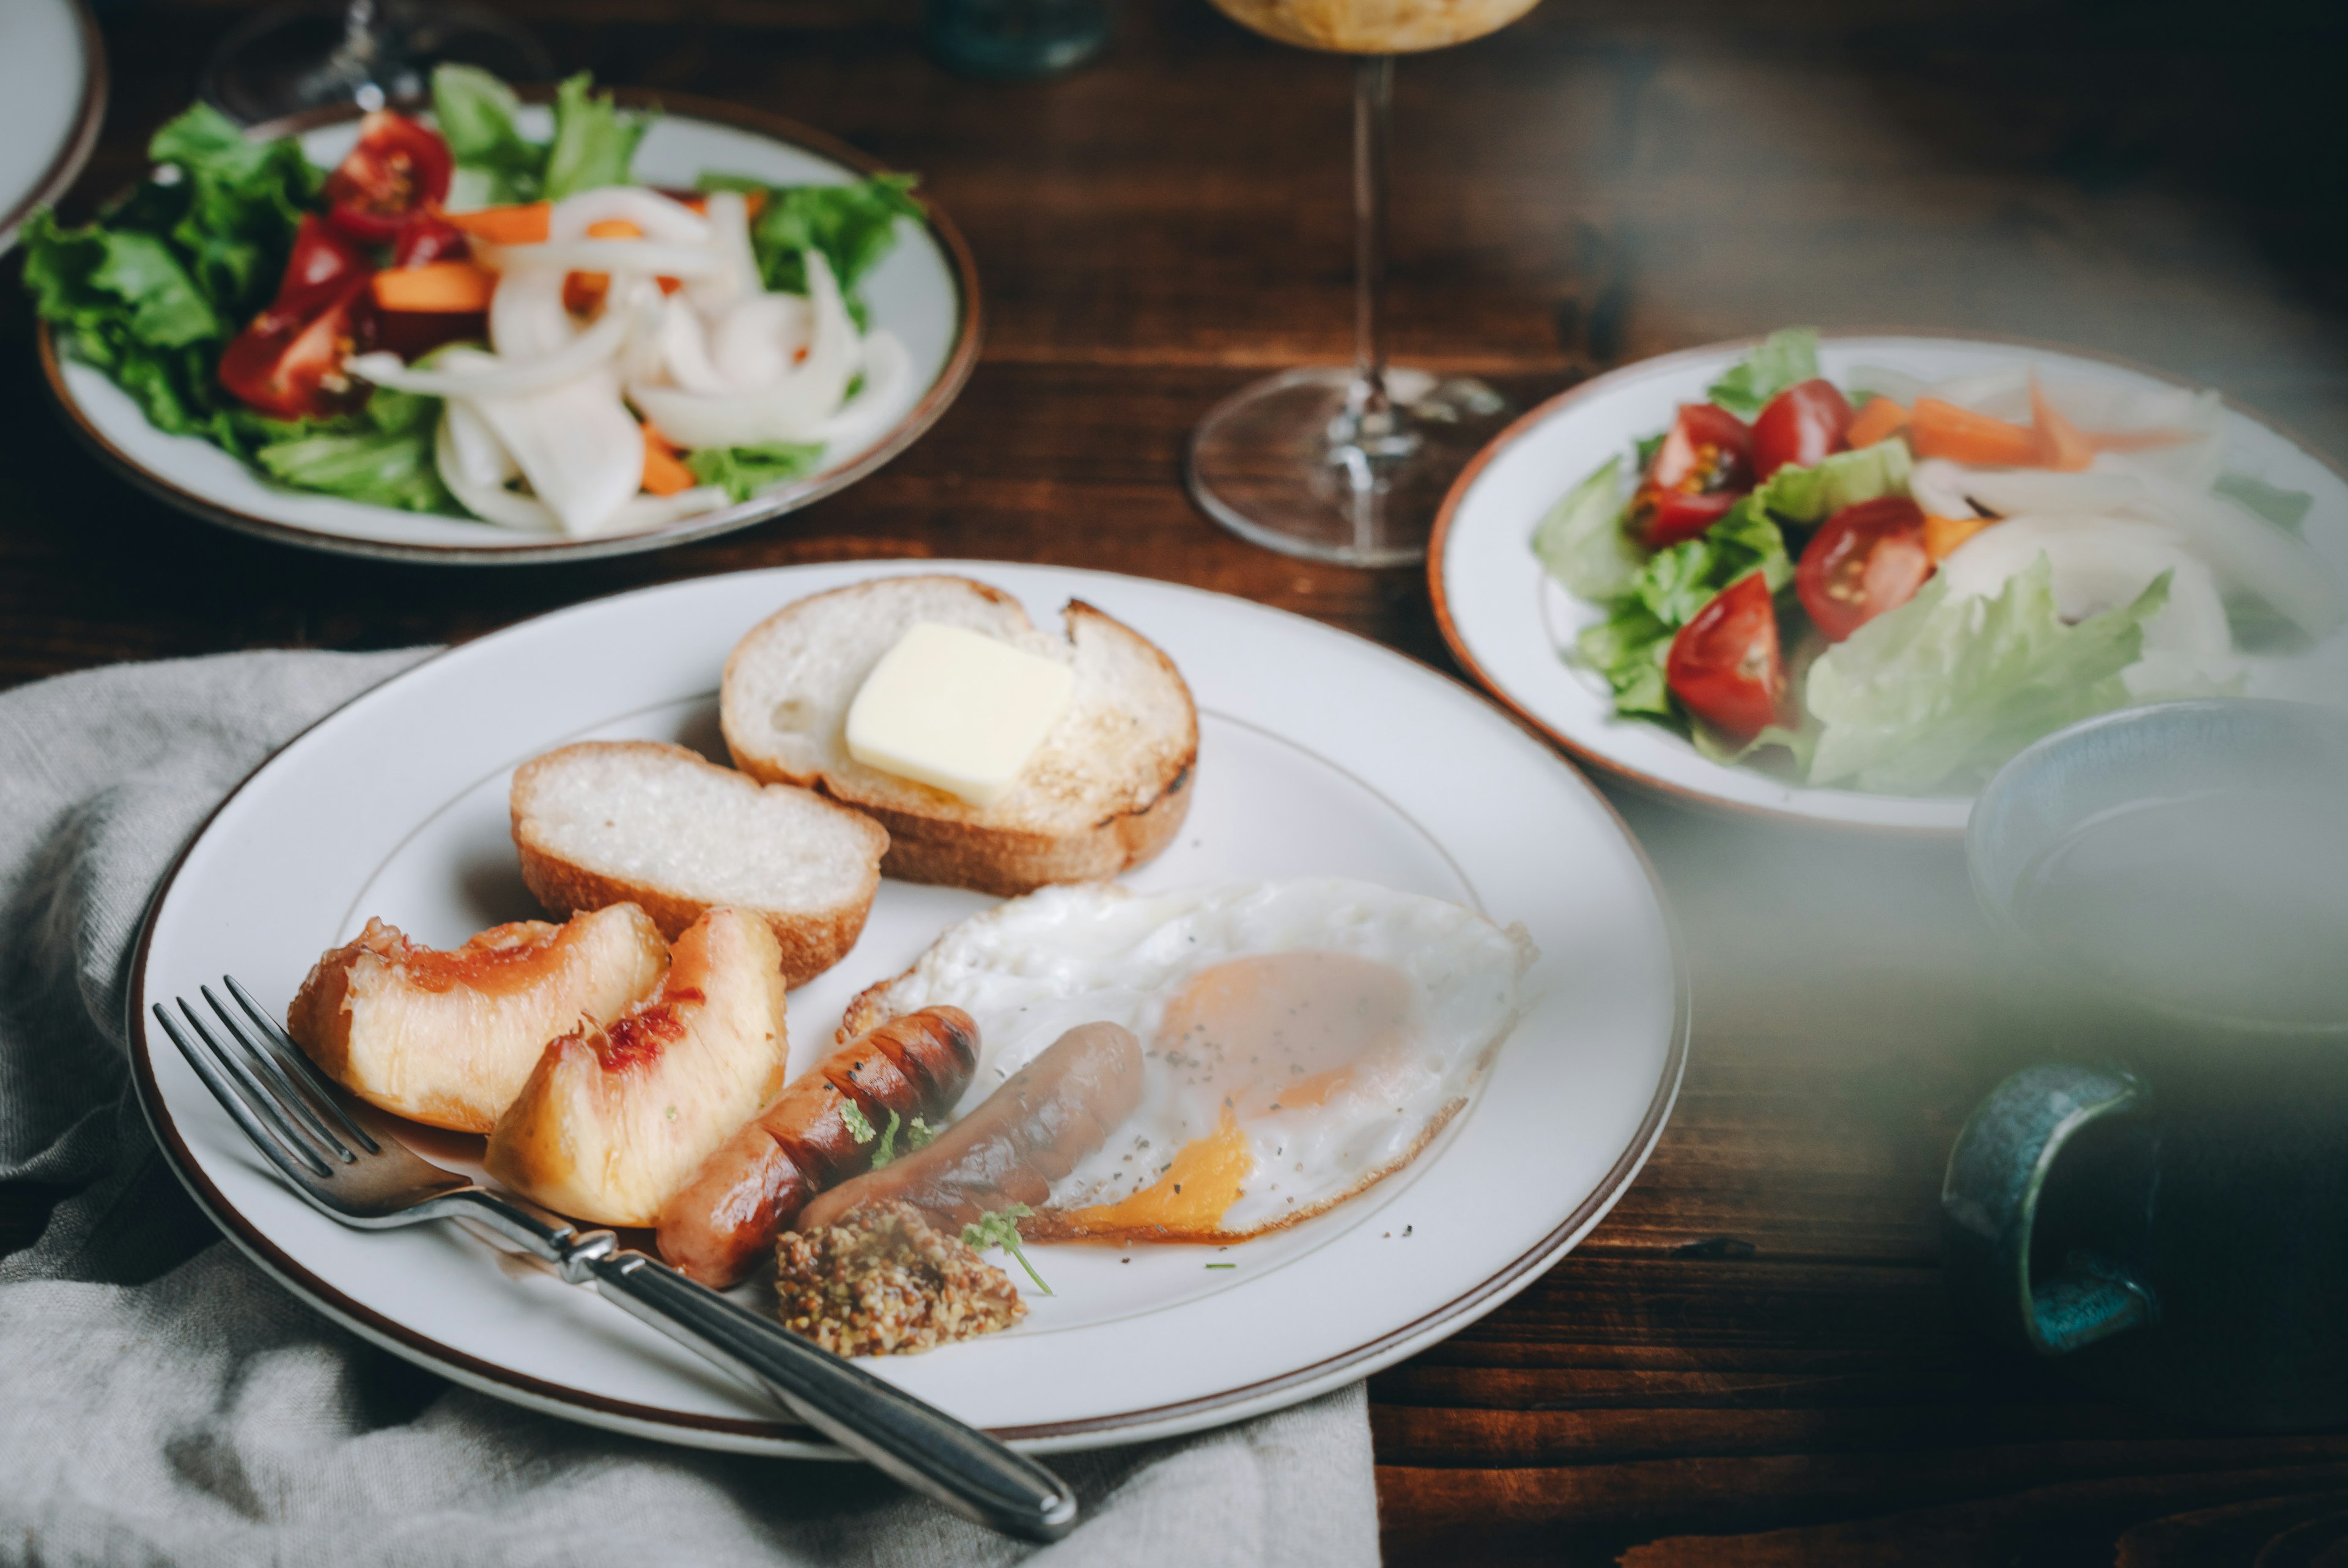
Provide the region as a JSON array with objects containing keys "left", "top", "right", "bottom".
[{"left": 1350, "top": 54, "right": 1394, "bottom": 422}]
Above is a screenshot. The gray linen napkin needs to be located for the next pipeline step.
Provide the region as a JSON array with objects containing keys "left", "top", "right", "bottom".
[{"left": 0, "top": 649, "right": 1379, "bottom": 1568}]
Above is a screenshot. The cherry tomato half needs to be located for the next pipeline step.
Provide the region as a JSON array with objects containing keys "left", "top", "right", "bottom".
[
  {"left": 323, "top": 111, "right": 454, "bottom": 245},
  {"left": 1666, "top": 572, "right": 1787, "bottom": 743},
  {"left": 389, "top": 209, "right": 470, "bottom": 269},
  {"left": 274, "top": 213, "right": 373, "bottom": 309},
  {"left": 1635, "top": 402, "right": 1754, "bottom": 548},
  {"left": 219, "top": 273, "right": 372, "bottom": 420},
  {"left": 1751, "top": 378, "right": 1855, "bottom": 480},
  {"left": 1795, "top": 496, "right": 1933, "bottom": 642}
]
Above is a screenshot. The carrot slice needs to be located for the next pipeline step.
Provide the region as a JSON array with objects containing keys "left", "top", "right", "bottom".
[
  {"left": 440, "top": 202, "right": 551, "bottom": 245},
  {"left": 1908, "top": 399, "right": 2045, "bottom": 467},
  {"left": 372, "top": 261, "right": 497, "bottom": 314},
  {"left": 1924, "top": 513, "right": 1992, "bottom": 562},
  {"left": 1845, "top": 397, "right": 1910, "bottom": 449},
  {"left": 641, "top": 424, "right": 698, "bottom": 496},
  {"left": 2029, "top": 377, "right": 2094, "bottom": 472}
]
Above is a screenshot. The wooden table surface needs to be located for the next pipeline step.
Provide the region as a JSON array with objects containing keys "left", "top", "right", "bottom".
[{"left": 8, "top": 0, "right": 2348, "bottom": 1559}]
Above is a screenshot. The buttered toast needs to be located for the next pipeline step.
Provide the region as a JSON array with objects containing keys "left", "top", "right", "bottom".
[{"left": 719, "top": 576, "right": 1197, "bottom": 896}]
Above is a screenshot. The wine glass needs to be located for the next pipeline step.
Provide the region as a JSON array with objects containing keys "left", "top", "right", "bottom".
[
  {"left": 1188, "top": 0, "right": 1541, "bottom": 566},
  {"left": 201, "top": 0, "right": 550, "bottom": 124}
]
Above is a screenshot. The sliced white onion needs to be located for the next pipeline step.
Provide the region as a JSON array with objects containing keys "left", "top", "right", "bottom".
[
  {"left": 627, "top": 249, "right": 856, "bottom": 447},
  {"left": 685, "top": 190, "right": 760, "bottom": 315},
  {"left": 2106, "top": 461, "right": 2345, "bottom": 638},
  {"left": 435, "top": 413, "right": 729, "bottom": 536},
  {"left": 548, "top": 187, "right": 711, "bottom": 244},
  {"left": 712, "top": 293, "right": 809, "bottom": 388},
  {"left": 435, "top": 411, "right": 558, "bottom": 532},
  {"left": 657, "top": 296, "right": 733, "bottom": 396},
  {"left": 441, "top": 397, "right": 516, "bottom": 488},
  {"left": 1845, "top": 364, "right": 1928, "bottom": 406},
  {"left": 1938, "top": 517, "right": 2237, "bottom": 681},
  {"left": 462, "top": 369, "right": 644, "bottom": 537},
  {"left": 1909, "top": 458, "right": 1980, "bottom": 520},
  {"left": 475, "top": 238, "right": 723, "bottom": 279},
  {"left": 816, "top": 328, "right": 914, "bottom": 447},
  {"left": 352, "top": 301, "right": 632, "bottom": 399},
  {"left": 488, "top": 268, "right": 574, "bottom": 361}
]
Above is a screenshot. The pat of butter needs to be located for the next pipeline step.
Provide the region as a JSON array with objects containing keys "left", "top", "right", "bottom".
[{"left": 844, "top": 622, "right": 1076, "bottom": 807}]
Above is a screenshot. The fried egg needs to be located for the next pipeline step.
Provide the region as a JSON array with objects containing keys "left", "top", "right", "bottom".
[{"left": 841, "top": 879, "right": 1535, "bottom": 1243}]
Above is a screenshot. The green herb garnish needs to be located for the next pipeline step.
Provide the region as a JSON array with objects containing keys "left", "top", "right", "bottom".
[
  {"left": 838, "top": 1100, "right": 877, "bottom": 1144},
  {"left": 963, "top": 1204, "right": 1052, "bottom": 1296}
]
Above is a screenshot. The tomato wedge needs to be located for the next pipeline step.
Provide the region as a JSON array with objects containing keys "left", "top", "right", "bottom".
[
  {"left": 1667, "top": 573, "right": 1787, "bottom": 743},
  {"left": 1751, "top": 378, "right": 1854, "bottom": 480},
  {"left": 323, "top": 111, "right": 454, "bottom": 245},
  {"left": 390, "top": 209, "right": 470, "bottom": 269},
  {"left": 275, "top": 213, "right": 373, "bottom": 307},
  {"left": 219, "top": 273, "right": 372, "bottom": 419},
  {"left": 1635, "top": 402, "right": 1754, "bottom": 548},
  {"left": 1795, "top": 496, "right": 1933, "bottom": 642}
]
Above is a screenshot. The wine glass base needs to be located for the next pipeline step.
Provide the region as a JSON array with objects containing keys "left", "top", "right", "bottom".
[
  {"left": 1186, "top": 366, "right": 1512, "bottom": 567},
  {"left": 202, "top": 1, "right": 552, "bottom": 123}
]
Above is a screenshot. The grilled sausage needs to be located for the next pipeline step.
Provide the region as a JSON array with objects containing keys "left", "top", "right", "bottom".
[
  {"left": 655, "top": 1006, "right": 979, "bottom": 1286},
  {"left": 796, "top": 1021, "right": 1144, "bottom": 1234}
]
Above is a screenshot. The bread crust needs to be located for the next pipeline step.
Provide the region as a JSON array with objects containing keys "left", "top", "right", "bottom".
[
  {"left": 511, "top": 740, "right": 888, "bottom": 988},
  {"left": 722, "top": 582, "right": 1198, "bottom": 897}
]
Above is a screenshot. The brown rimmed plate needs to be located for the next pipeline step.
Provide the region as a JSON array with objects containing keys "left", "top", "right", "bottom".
[
  {"left": 1428, "top": 333, "right": 2348, "bottom": 832},
  {"left": 130, "top": 561, "right": 1687, "bottom": 1454},
  {"left": 40, "top": 89, "right": 981, "bottom": 565}
]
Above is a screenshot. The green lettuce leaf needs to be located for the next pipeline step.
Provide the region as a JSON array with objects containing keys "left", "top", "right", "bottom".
[
  {"left": 685, "top": 441, "right": 825, "bottom": 503},
  {"left": 1565, "top": 495, "right": 1792, "bottom": 718},
  {"left": 1705, "top": 327, "right": 1820, "bottom": 419},
  {"left": 149, "top": 102, "right": 320, "bottom": 318},
  {"left": 543, "top": 73, "right": 652, "bottom": 202},
  {"left": 1803, "top": 557, "right": 2166, "bottom": 793},
  {"left": 2214, "top": 472, "right": 2313, "bottom": 535},
  {"left": 251, "top": 386, "right": 459, "bottom": 514},
  {"left": 1530, "top": 455, "right": 1639, "bottom": 600},
  {"left": 702, "top": 173, "right": 924, "bottom": 325},
  {"left": 1750, "top": 437, "right": 1912, "bottom": 526},
  {"left": 431, "top": 64, "right": 545, "bottom": 205}
]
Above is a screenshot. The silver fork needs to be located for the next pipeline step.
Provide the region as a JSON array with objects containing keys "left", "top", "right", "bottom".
[{"left": 153, "top": 977, "right": 1080, "bottom": 1543}]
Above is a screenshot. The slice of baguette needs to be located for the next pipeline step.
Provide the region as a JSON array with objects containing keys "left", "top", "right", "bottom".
[
  {"left": 719, "top": 575, "right": 1197, "bottom": 896},
  {"left": 512, "top": 740, "right": 888, "bottom": 987}
]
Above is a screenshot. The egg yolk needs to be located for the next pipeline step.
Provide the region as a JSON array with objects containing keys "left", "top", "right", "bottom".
[{"left": 1044, "top": 951, "right": 1417, "bottom": 1242}]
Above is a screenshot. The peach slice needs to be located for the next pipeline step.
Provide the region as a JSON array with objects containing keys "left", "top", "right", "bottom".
[
  {"left": 287, "top": 905, "right": 669, "bottom": 1133},
  {"left": 484, "top": 908, "right": 791, "bottom": 1226}
]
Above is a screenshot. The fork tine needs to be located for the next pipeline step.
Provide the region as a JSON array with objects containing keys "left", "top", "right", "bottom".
[
  {"left": 200, "top": 985, "right": 353, "bottom": 1161},
  {"left": 155, "top": 1003, "right": 333, "bottom": 1181},
  {"left": 223, "top": 975, "right": 380, "bottom": 1154},
  {"left": 175, "top": 998, "right": 346, "bottom": 1170}
]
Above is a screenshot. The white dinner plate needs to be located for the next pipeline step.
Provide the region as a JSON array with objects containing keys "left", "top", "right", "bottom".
[
  {"left": 129, "top": 562, "right": 1688, "bottom": 1455},
  {"left": 1431, "top": 334, "right": 2348, "bottom": 832},
  {"left": 42, "top": 92, "right": 980, "bottom": 565},
  {"left": 0, "top": 0, "right": 104, "bottom": 252}
]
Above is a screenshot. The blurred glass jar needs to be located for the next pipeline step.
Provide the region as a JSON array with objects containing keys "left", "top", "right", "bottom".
[{"left": 926, "top": 0, "right": 1114, "bottom": 79}]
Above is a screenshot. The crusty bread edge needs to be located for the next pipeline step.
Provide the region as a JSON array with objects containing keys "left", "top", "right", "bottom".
[
  {"left": 511, "top": 739, "right": 888, "bottom": 988},
  {"left": 722, "top": 587, "right": 1200, "bottom": 897}
]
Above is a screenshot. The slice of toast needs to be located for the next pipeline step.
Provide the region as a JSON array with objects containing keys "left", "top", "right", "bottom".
[
  {"left": 512, "top": 740, "right": 888, "bottom": 987},
  {"left": 718, "top": 575, "right": 1197, "bottom": 896}
]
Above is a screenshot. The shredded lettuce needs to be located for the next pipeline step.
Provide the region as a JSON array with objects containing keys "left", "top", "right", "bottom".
[
  {"left": 251, "top": 387, "right": 460, "bottom": 514},
  {"left": 1531, "top": 455, "right": 1639, "bottom": 600},
  {"left": 430, "top": 64, "right": 544, "bottom": 205},
  {"left": 430, "top": 67, "right": 650, "bottom": 205},
  {"left": 1751, "top": 438, "right": 1911, "bottom": 526},
  {"left": 1803, "top": 557, "right": 2167, "bottom": 793},
  {"left": 685, "top": 440, "right": 825, "bottom": 502},
  {"left": 2214, "top": 472, "right": 2313, "bottom": 535},
  {"left": 700, "top": 172, "right": 923, "bottom": 326},
  {"left": 1568, "top": 495, "right": 1793, "bottom": 716},
  {"left": 1705, "top": 327, "right": 1820, "bottom": 419},
  {"left": 544, "top": 73, "right": 652, "bottom": 201},
  {"left": 24, "top": 104, "right": 318, "bottom": 458}
]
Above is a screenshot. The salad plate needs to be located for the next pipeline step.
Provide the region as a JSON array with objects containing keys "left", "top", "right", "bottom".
[
  {"left": 129, "top": 561, "right": 1686, "bottom": 1455},
  {"left": 0, "top": 0, "right": 104, "bottom": 253},
  {"left": 39, "top": 90, "right": 980, "bottom": 565},
  {"left": 1431, "top": 333, "right": 2348, "bottom": 831}
]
